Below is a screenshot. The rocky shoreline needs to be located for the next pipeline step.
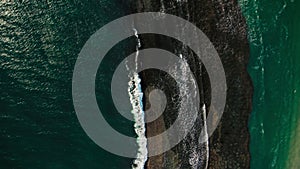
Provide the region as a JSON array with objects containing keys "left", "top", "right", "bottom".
[
  {"left": 127, "top": 0, "right": 253, "bottom": 168},
  {"left": 0, "top": 0, "right": 252, "bottom": 168}
]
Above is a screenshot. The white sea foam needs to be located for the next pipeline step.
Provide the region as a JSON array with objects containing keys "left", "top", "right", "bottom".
[
  {"left": 128, "top": 28, "right": 147, "bottom": 169},
  {"left": 202, "top": 104, "right": 209, "bottom": 169},
  {"left": 175, "top": 53, "right": 209, "bottom": 168},
  {"left": 128, "top": 73, "right": 148, "bottom": 169}
]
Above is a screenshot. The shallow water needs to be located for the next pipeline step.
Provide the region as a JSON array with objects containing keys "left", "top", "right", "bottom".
[
  {"left": 2, "top": 1, "right": 300, "bottom": 168},
  {"left": 239, "top": 0, "right": 300, "bottom": 168}
]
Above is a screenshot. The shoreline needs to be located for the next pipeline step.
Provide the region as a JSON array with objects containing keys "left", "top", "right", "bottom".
[{"left": 131, "top": 0, "right": 253, "bottom": 168}]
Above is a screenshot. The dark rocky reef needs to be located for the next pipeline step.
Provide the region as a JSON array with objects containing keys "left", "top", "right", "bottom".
[
  {"left": 0, "top": 0, "right": 252, "bottom": 168},
  {"left": 126, "top": 0, "right": 253, "bottom": 168}
]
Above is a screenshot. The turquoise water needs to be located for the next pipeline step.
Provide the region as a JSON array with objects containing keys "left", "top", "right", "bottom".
[
  {"left": 239, "top": 0, "right": 300, "bottom": 168},
  {"left": 2, "top": 1, "right": 300, "bottom": 169}
]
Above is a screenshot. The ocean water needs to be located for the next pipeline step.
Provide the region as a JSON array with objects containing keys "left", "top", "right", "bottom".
[
  {"left": 1, "top": 1, "right": 208, "bottom": 169},
  {"left": 239, "top": 0, "right": 300, "bottom": 168},
  {"left": 2, "top": 1, "right": 300, "bottom": 169},
  {"left": 0, "top": 1, "right": 136, "bottom": 169}
]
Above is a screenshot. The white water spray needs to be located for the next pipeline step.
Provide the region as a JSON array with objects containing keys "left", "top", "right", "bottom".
[{"left": 128, "top": 28, "right": 148, "bottom": 169}]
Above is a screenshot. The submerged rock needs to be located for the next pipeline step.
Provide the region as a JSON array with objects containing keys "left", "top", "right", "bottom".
[
  {"left": 127, "top": 0, "right": 253, "bottom": 168},
  {"left": 0, "top": 0, "right": 252, "bottom": 168}
]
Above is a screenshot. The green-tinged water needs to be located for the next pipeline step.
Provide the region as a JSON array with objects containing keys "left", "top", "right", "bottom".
[
  {"left": 0, "top": 1, "right": 135, "bottom": 169},
  {"left": 2, "top": 0, "right": 300, "bottom": 169},
  {"left": 239, "top": 0, "right": 300, "bottom": 168}
]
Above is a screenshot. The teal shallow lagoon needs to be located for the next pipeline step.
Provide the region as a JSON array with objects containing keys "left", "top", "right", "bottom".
[{"left": 239, "top": 0, "right": 300, "bottom": 168}]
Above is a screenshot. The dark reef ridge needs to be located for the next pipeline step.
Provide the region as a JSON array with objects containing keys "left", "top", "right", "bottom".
[
  {"left": 126, "top": 0, "right": 253, "bottom": 168},
  {"left": 0, "top": 0, "right": 252, "bottom": 168}
]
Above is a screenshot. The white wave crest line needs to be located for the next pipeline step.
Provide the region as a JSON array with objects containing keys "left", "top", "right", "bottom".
[
  {"left": 160, "top": 0, "right": 166, "bottom": 13},
  {"left": 176, "top": 53, "right": 209, "bottom": 168},
  {"left": 133, "top": 28, "right": 141, "bottom": 71},
  {"left": 128, "top": 28, "right": 147, "bottom": 169},
  {"left": 128, "top": 73, "right": 148, "bottom": 169},
  {"left": 202, "top": 104, "right": 209, "bottom": 169}
]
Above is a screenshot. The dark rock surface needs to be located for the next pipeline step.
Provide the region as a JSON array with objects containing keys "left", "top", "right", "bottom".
[
  {"left": 127, "top": 0, "right": 253, "bottom": 168},
  {"left": 0, "top": 0, "right": 252, "bottom": 168}
]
